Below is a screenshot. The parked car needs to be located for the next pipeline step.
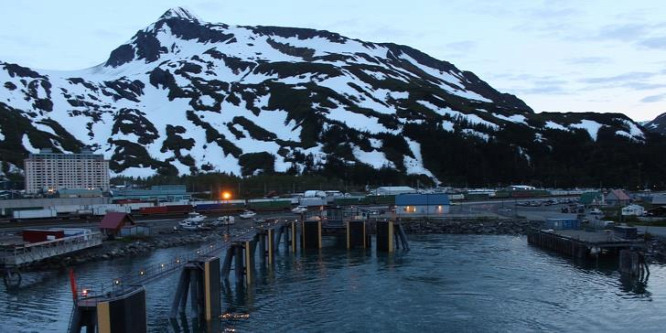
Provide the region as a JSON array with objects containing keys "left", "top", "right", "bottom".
[{"left": 590, "top": 208, "right": 603, "bottom": 215}]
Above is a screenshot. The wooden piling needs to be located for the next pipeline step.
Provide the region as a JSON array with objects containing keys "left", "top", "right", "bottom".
[{"left": 376, "top": 221, "right": 394, "bottom": 252}]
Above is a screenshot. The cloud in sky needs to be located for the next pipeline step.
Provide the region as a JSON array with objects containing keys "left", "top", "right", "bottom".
[
  {"left": 639, "top": 36, "right": 666, "bottom": 49},
  {"left": 641, "top": 94, "right": 666, "bottom": 103},
  {"left": 596, "top": 23, "right": 649, "bottom": 42},
  {"left": 579, "top": 72, "right": 656, "bottom": 85},
  {"left": 565, "top": 57, "right": 613, "bottom": 65}
]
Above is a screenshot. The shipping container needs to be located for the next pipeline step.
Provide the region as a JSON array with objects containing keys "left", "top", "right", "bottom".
[
  {"left": 112, "top": 199, "right": 143, "bottom": 204},
  {"left": 13, "top": 208, "right": 57, "bottom": 220},
  {"left": 360, "top": 195, "right": 396, "bottom": 205},
  {"left": 159, "top": 200, "right": 191, "bottom": 207},
  {"left": 22, "top": 229, "right": 65, "bottom": 243},
  {"left": 3, "top": 207, "right": 43, "bottom": 217},
  {"left": 247, "top": 200, "right": 292, "bottom": 211},
  {"left": 194, "top": 203, "right": 244, "bottom": 213},
  {"left": 54, "top": 205, "right": 83, "bottom": 214},
  {"left": 139, "top": 206, "right": 169, "bottom": 215},
  {"left": 333, "top": 197, "right": 363, "bottom": 206},
  {"left": 92, "top": 204, "right": 131, "bottom": 215},
  {"left": 165, "top": 205, "right": 193, "bottom": 214},
  {"left": 123, "top": 202, "right": 154, "bottom": 211},
  {"left": 545, "top": 218, "right": 580, "bottom": 230},
  {"left": 299, "top": 197, "right": 327, "bottom": 207}
]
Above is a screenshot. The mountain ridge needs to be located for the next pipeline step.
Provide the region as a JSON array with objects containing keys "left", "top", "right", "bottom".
[{"left": 0, "top": 7, "right": 663, "bottom": 188}]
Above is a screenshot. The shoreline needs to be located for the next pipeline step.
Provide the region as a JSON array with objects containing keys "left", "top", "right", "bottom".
[{"left": 15, "top": 218, "right": 666, "bottom": 272}]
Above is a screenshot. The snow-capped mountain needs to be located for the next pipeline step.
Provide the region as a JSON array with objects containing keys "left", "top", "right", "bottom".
[
  {"left": 645, "top": 113, "right": 666, "bottom": 135},
  {"left": 0, "top": 8, "right": 659, "bottom": 187}
]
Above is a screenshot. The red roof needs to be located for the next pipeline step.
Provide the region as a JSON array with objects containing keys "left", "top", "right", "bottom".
[
  {"left": 609, "top": 189, "right": 631, "bottom": 201},
  {"left": 99, "top": 212, "right": 135, "bottom": 231}
]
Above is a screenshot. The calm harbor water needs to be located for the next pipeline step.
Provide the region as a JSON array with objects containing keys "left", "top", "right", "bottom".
[{"left": 1, "top": 234, "right": 665, "bottom": 332}]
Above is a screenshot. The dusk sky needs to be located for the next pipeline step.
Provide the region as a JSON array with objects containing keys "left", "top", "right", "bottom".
[{"left": 1, "top": 0, "right": 665, "bottom": 121}]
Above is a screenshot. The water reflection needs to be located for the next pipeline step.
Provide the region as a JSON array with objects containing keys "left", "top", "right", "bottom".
[
  {"left": 529, "top": 242, "right": 655, "bottom": 298},
  {"left": 3, "top": 235, "right": 666, "bottom": 332},
  {"left": 168, "top": 312, "right": 223, "bottom": 333}
]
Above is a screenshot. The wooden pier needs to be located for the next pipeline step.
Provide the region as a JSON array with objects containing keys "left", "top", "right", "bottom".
[{"left": 67, "top": 218, "right": 410, "bottom": 332}]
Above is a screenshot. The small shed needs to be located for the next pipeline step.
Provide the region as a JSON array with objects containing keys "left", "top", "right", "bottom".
[
  {"left": 99, "top": 212, "right": 136, "bottom": 238},
  {"left": 605, "top": 189, "right": 631, "bottom": 206},
  {"left": 395, "top": 193, "right": 450, "bottom": 216}
]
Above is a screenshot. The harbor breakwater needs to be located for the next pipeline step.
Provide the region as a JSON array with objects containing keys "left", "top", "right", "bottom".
[{"left": 398, "top": 218, "right": 540, "bottom": 235}]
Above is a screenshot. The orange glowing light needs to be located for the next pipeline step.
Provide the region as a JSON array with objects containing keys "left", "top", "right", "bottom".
[{"left": 222, "top": 191, "right": 232, "bottom": 200}]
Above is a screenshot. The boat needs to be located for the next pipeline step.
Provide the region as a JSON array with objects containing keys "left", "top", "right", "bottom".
[
  {"left": 183, "top": 212, "right": 206, "bottom": 223},
  {"left": 214, "top": 215, "right": 235, "bottom": 226},
  {"left": 179, "top": 221, "right": 202, "bottom": 230},
  {"left": 291, "top": 206, "right": 308, "bottom": 214},
  {"left": 239, "top": 210, "right": 257, "bottom": 219}
]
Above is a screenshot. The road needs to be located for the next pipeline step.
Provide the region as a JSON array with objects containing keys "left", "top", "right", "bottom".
[{"left": 637, "top": 226, "right": 666, "bottom": 238}]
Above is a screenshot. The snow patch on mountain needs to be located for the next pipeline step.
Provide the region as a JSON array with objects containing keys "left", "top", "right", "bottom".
[
  {"left": 622, "top": 119, "right": 645, "bottom": 139},
  {"left": 462, "top": 129, "right": 490, "bottom": 142},
  {"left": 570, "top": 120, "right": 602, "bottom": 141},
  {"left": 545, "top": 121, "right": 568, "bottom": 131},
  {"left": 22, "top": 134, "right": 38, "bottom": 153},
  {"left": 326, "top": 106, "right": 392, "bottom": 134},
  {"left": 494, "top": 114, "right": 527, "bottom": 125},
  {"left": 442, "top": 120, "right": 455, "bottom": 132},
  {"left": 404, "top": 139, "right": 438, "bottom": 180},
  {"left": 353, "top": 147, "right": 392, "bottom": 169},
  {"left": 398, "top": 53, "right": 491, "bottom": 103}
]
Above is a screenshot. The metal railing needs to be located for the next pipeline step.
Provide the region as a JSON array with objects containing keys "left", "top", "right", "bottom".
[
  {"left": 1, "top": 232, "right": 103, "bottom": 266},
  {"left": 76, "top": 222, "right": 286, "bottom": 300}
]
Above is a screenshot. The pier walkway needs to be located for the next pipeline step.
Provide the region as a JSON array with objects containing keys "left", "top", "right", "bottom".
[{"left": 0, "top": 232, "right": 103, "bottom": 267}]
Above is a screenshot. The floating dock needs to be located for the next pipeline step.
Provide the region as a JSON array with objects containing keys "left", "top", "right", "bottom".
[{"left": 527, "top": 228, "right": 645, "bottom": 258}]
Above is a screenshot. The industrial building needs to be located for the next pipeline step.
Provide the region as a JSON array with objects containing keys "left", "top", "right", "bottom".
[
  {"left": 395, "top": 193, "right": 450, "bottom": 216},
  {"left": 110, "top": 185, "right": 191, "bottom": 202},
  {"left": 24, "top": 149, "right": 110, "bottom": 194},
  {"left": 373, "top": 186, "right": 416, "bottom": 196}
]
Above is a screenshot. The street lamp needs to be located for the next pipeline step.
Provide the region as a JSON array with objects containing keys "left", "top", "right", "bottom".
[{"left": 221, "top": 191, "right": 232, "bottom": 235}]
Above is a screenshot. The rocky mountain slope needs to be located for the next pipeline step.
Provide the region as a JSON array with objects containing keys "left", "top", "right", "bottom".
[{"left": 0, "top": 8, "right": 661, "bottom": 188}]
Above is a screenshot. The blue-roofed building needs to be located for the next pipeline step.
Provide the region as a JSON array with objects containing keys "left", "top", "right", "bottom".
[
  {"left": 110, "top": 185, "right": 191, "bottom": 202},
  {"left": 395, "top": 193, "right": 450, "bottom": 216}
]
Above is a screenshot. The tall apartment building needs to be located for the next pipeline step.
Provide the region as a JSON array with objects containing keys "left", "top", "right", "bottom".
[{"left": 24, "top": 149, "right": 110, "bottom": 194}]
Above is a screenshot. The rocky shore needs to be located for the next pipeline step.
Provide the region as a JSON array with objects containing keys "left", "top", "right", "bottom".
[{"left": 399, "top": 218, "right": 541, "bottom": 235}]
